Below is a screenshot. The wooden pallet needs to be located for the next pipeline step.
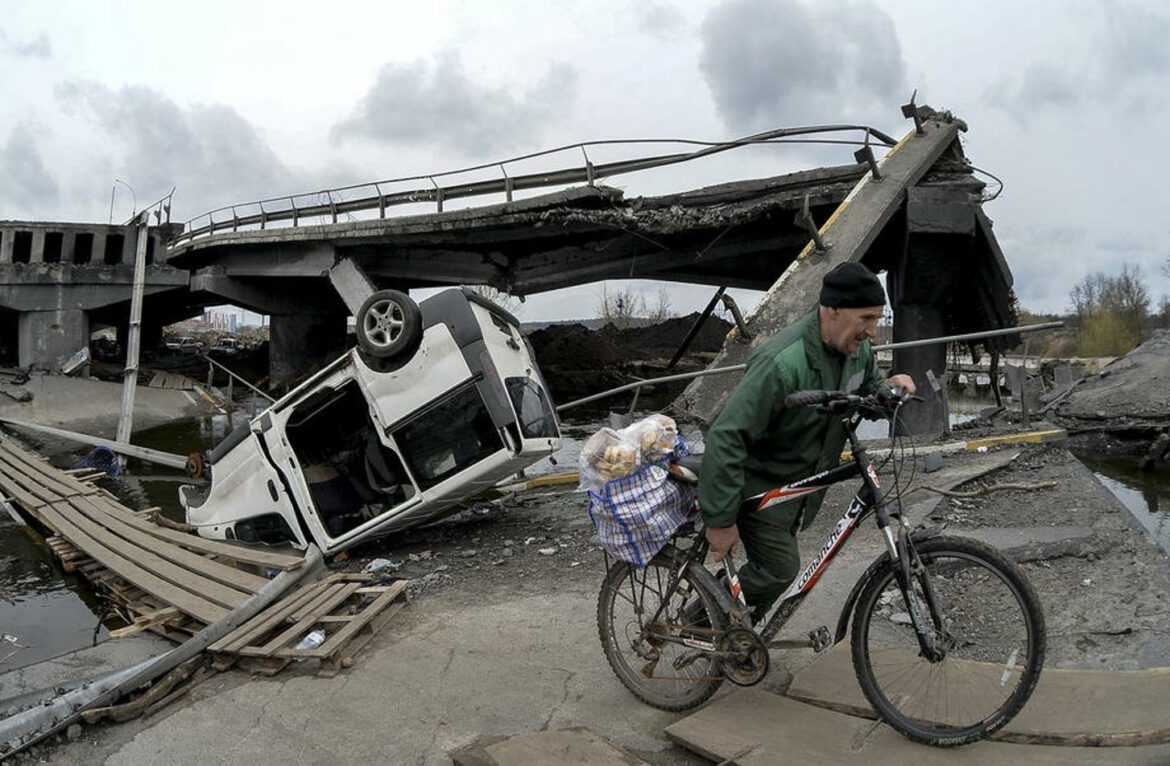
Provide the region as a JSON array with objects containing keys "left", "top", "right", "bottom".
[{"left": 209, "top": 575, "right": 409, "bottom": 676}]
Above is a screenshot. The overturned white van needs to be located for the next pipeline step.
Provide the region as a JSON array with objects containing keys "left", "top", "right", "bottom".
[{"left": 179, "top": 287, "right": 561, "bottom": 555}]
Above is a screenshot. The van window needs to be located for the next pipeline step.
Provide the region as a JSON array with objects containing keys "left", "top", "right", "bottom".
[
  {"left": 393, "top": 383, "right": 503, "bottom": 489},
  {"left": 505, "top": 377, "right": 558, "bottom": 439}
]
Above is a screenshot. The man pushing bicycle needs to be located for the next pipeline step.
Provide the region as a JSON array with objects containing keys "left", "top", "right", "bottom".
[{"left": 699, "top": 262, "right": 917, "bottom": 621}]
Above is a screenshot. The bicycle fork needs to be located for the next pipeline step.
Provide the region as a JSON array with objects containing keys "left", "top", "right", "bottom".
[{"left": 885, "top": 522, "right": 948, "bottom": 662}]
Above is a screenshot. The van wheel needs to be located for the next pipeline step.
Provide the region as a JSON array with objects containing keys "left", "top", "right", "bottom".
[{"left": 356, "top": 290, "right": 422, "bottom": 361}]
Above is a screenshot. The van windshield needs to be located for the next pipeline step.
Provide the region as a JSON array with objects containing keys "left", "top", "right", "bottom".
[{"left": 505, "top": 377, "right": 558, "bottom": 439}]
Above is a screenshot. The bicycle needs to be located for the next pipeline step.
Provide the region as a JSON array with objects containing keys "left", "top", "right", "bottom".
[{"left": 596, "top": 387, "right": 1046, "bottom": 747}]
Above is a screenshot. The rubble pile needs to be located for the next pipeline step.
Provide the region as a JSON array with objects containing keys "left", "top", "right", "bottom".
[{"left": 1055, "top": 330, "right": 1170, "bottom": 428}]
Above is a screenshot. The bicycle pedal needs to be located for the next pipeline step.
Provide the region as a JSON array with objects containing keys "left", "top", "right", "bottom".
[{"left": 810, "top": 626, "right": 832, "bottom": 653}]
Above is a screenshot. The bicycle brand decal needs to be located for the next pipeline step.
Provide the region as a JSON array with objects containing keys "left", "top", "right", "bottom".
[
  {"left": 756, "top": 484, "right": 823, "bottom": 510},
  {"left": 789, "top": 494, "right": 865, "bottom": 594},
  {"left": 866, "top": 464, "right": 881, "bottom": 487}
]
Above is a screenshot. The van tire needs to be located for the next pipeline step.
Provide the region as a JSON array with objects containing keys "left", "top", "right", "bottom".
[{"left": 356, "top": 290, "right": 422, "bottom": 361}]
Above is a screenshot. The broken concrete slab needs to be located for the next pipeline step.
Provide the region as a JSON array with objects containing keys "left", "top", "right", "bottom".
[
  {"left": 951, "top": 525, "right": 1099, "bottom": 562},
  {"left": 680, "top": 111, "right": 970, "bottom": 427},
  {"left": 666, "top": 688, "right": 1170, "bottom": 764},
  {"left": 785, "top": 643, "right": 1170, "bottom": 745},
  {"left": 453, "top": 728, "right": 648, "bottom": 766}
]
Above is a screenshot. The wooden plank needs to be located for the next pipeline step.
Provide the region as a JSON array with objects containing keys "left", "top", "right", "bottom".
[
  {"left": 79, "top": 493, "right": 304, "bottom": 570},
  {"left": 47, "top": 500, "right": 251, "bottom": 610},
  {"left": 289, "top": 580, "right": 361, "bottom": 622},
  {"left": 787, "top": 643, "right": 1170, "bottom": 744},
  {"left": 209, "top": 575, "right": 340, "bottom": 653},
  {"left": 69, "top": 495, "right": 269, "bottom": 593},
  {"left": 34, "top": 502, "right": 227, "bottom": 624},
  {"left": 0, "top": 458, "right": 63, "bottom": 512},
  {"left": 0, "top": 442, "right": 93, "bottom": 497},
  {"left": 666, "top": 689, "right": 1170, "bottom": 764},
  {"left": 244, "top": 582, "right": 364, "bottom": 657},
  {"left": 109, "top": 607, "right": 182, "bottom": 639},
  {"left": 305, "top": 581, "right": 408, "bottom": 658},
  {"left": 317, "top": 599, "right": 406, "bottom": 677}
]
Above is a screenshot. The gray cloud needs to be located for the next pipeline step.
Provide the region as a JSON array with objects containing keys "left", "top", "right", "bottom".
[
  {"left": 330, "top": 51, "right": 579, "bottom": 156},
  {"left": 0, "top": 125, "right": 59, "bottom": 211},
  {"left": 990, "top": 3, "right": 1170, "bottom": 118},
  {"left": 55, "top": 81, "right": 302, "bottom": 219},
  {"left": 699, "top": 0, "right": 906, "bottom": 130},
  {"left": 0, "top": 28, "right": 51, "bottom": 59},
  {"left": 638, "top": 2, "right": 687, "bottom": 39},
  {"left": 1102, "top": 3, "right": 1170, "bottom": 80}
]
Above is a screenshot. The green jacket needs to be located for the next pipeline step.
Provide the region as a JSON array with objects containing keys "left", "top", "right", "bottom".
[{"left": 698, "top": 310, "right": 882, "bottom": 529}]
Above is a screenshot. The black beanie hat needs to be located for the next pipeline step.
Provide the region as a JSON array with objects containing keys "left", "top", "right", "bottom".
[{"left": 819, "top": 262, "right": 885, "bottom": 308}]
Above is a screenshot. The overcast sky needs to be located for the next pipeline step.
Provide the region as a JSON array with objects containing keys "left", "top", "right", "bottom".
[{"left": 1, "top": 0, "right": 1167, "bottom": 321}]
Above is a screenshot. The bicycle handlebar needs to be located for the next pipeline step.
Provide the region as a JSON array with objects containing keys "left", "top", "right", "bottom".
[
  {"left": 784, "top": 385, "right": 916, "bottom": 414},
  {"left": 784, "top": 389, "right": 834, "bottom": 408}
]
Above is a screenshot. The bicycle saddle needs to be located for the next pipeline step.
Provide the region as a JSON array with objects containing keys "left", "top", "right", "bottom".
[{"left": 668, "top": 453, "right": 703, "bottom": 484}]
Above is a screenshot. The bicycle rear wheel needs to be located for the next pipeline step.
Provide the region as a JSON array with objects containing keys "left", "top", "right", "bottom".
[
  {"left": 597, "top": 548, "right": 727, "bottom": 711},
  {"left": 851, "top": 536, "right": 1045, "bottom": 746}
]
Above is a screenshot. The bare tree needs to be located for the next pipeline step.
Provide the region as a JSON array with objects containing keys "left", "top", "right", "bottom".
[
  {"left": 646, "top": 285, "right": 675, "bottom": 324},
  {"left": 1068, "top": 263, "right": 1151, "bottom": 355},
  {"left": 464, "top": 284, "right": 523, "bottom": 315},
  {"left": 596, "top": 283, "right": 643, "bottom": 329}
]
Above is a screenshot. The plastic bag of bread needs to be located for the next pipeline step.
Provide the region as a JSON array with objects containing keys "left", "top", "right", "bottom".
[
  {"left": 625, "top": 413, "right": 678, "bottom": 462},
  {"left": 578, "top": 427, "right": 640, "bottom": 493},
  {"left": 578, "top": 414, "right": 682, "bottom": 494}
]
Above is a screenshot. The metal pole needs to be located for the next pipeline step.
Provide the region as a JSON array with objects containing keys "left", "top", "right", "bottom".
[
  {"left": 201, "top": 355, "right": 275, "bottom": 402},
  {"left": 556, "top": 321, "right": 1064, "bottom": 414},
  {"left": 668, "top": 287, "right": 725, "bottom": 369},
  {"left": 875, "top": 322, "right": 1063, "bottom": 352},
  {"left": 115, "top": 216, "right": 150, "bottom": 465}
]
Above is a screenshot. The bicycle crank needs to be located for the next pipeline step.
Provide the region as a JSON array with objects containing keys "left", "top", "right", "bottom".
[{"left": 717, "top": 627, "right": 770, "bottom": 686}]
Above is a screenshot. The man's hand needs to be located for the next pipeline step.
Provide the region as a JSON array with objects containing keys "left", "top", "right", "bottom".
[
  {"left": 705, "top": 524, "right": 740, "bottom": 562},
  {"left": 886, "top": 373, "right": 916, "bottom": 396}
]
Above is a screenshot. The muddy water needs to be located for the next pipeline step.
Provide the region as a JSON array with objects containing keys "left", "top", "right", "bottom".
[{"left": 1076, "top": 454, "right": 1170, "bottom": 557}]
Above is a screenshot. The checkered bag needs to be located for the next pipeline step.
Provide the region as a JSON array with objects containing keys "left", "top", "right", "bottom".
[{"left": 587, "top": 439, "right": 696, "bottom": 567}]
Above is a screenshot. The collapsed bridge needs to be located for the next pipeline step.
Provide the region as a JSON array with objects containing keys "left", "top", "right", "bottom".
[{"left": 0, "top": 105, "right": 1015, "bottom": 433}]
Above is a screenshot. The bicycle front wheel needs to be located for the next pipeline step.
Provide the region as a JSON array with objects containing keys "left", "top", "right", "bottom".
[
  {"left": 597, "top": 548, "right": 727, "bottom": 711},
  {"left": 851, "top": 535, "right": 1045, "bottom": 747}
]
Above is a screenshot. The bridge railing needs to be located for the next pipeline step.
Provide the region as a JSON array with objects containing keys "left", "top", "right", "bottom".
[{"left": 170, "top": 124, "right": 898, "bottom": 248}]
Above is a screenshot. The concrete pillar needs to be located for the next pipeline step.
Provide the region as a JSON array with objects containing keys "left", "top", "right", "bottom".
[
  {"left": 269, "top": 312, "right": 347, "bottom": 389},
  {"left": 121, "top": 231, "right": 136, "bottom": 265},
  {"left": 891, "top": 303, "right": 948, "bottom": 436},
  {"left": 62, "top": 232, "right": 77, "bottom": 264},
  {"left": 91, "top": 232, "right": 107, "bottom": 266},
  {"left": 0, "top": 228, "right": 12, "bottom": 264},
  {"left": 29, "top": 230, "right": 46, "bottom": 264},
  {"left": 18, "top": 309, "right": 90, "bottom": 371}
]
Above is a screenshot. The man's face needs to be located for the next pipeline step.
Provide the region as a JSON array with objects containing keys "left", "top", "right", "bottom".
[{"left": 821, "top": 305, "right": 883, "bottom": 355}]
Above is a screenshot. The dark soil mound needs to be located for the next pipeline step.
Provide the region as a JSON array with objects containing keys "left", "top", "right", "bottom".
[{"left": 526, "top": 313, "right": 733, "bottom": 406}]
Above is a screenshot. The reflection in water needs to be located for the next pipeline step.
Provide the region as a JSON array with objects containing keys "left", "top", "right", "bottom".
[
  {"left": 1076, "top": 453, "right": 1170, "bottom": 556},
  {"left": 0, "top": 518, "right": 111, "bottom": 671}
]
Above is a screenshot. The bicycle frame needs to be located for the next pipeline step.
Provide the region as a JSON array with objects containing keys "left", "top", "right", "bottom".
[{"left": 720, "top": 408, "right": 909, "bottom": 648}]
